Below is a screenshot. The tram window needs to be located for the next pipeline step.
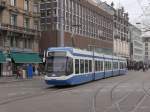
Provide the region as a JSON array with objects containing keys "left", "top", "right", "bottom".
[
  {"left": 96, "top": 61, "right": 99, "bottom": 71},
  {"left": 89, "top": 60, "right": 92, "bottom": 72},
  {"left": 99, "top": 61, "right": 101, "bottom": 71},
  {"left": 107, "top": 61, "right": 109, "bottom": 70},
  {"left": 113, "top": 62, "right": 116, "bottom": 69},
  {"left": 75, "top": 59, "right": 79, "bottom": 74},
  {"left": 95, "top": 61, "right": 98, "bottom": 71},
  {"left": 116, "top": 62, "right": 118, "bottom": 69},
  {"left": 94, "top": 61, "right": 96, "bottom": 71},
  {"left": 124, "top": 63, "right": 126, "bottom": 68},
  {"left": 100, "top": 61, "right": 103, "bottom": 71},
  {"left": 85, "top": 60, "right": 88, "bottom": 73},
  {"left": 120, "top": 62, "right": 122, "bottom": 69},
  {"left": 113, "top": 62, "right": 118, "bottom": 69},
  {"left": 97, "top": 61, "right": 99, "bottom": 71},
  {"left": 66, "top": 57, "right": 73, "bottom": 75},
  {"left": 105, "top": 61, "right": 108, "bottom": 70},
  {"left": 80, "top": 59, "right": 84, "bottom": 73},
  {"left": 98, "top": 61, "right": 100, "bottom": 71},
  {"left": 120, "top": 62, "right": 123, "bottom": 69},
  {"left": 109, "top": 62, "right": 112, "bottom": 70},
  {"left": 108, "top": 62, "right": 110, "bottom": 70},
  {"left": 122, "top": 63, "right": 124, "bottom": 69},
  {"left": 104, "top": 61, "right": 106, "bottom": 70}
]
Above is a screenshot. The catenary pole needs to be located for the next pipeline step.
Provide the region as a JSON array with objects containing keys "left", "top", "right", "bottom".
[{"left": 60, "top": 0, "right": 64, "bottom": 47}]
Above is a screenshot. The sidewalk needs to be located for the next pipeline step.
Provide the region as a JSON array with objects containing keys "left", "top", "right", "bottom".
[{"left": 0, "top": 76, "right": 43, "bottom": 84}]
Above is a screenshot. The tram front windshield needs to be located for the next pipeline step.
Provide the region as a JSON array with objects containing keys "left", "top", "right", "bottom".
[{"left": 46, "top": 52, "right": 73, "bottom": 77}]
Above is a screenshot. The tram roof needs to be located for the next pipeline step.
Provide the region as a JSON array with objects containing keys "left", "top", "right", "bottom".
[{"left": 47, "top": 47, "right": 125, "bottom": 60}]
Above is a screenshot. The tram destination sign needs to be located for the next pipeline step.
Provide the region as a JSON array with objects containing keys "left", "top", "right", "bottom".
[{"left": 48, "top": 51, "right": 66, "bottom": 57}]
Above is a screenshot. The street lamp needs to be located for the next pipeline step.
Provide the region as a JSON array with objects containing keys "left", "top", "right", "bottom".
[{"left": 60, "top": 0, "right": 64, "bottom": 47}]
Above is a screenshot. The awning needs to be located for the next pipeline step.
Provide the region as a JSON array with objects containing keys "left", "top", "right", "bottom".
[
  {"left": 11, "top": 52, "right": 42, "bottom": 63},
  {"left": 0, "top": 52, "right": 6, "bottom": 63}
]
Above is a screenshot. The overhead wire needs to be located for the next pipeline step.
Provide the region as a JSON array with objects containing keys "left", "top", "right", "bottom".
[{"left": 136, "top": 0, "right": 147, "bottom": 16}]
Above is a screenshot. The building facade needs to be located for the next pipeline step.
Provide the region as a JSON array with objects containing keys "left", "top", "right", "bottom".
[
  {"left": 0, "top": 0, "right": 41, "bottom": 76},
  {"left": 39, "top": 0, "right": 114, "bottom": 54},
  {"left": 129, "top": 24, "right": 144, "bottom": 62},
  {"left": 113, "top": 7, "right": 130, "bottom": 58},
  {"left": 143, "top": 33, "right": 150, "bottom": 65}
]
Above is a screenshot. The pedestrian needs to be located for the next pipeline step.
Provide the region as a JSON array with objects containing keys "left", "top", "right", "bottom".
[
  {"left": 33, "top": 65, "right": 35, "bottom": 75},
  {"left": 143, "top": 64, "right": 146, "bottom": 72},
  {"left": 16, "top": 67, "right": 22, "bottom": 79},
  {"left": 27, "top": 64, "right": 33, "bottom": 79},
  {"left": 35, "top": 66, "right": 39, "bottom": 76},
  {"left": 146, "top": 64, "right": 148, "bottom": 71}
]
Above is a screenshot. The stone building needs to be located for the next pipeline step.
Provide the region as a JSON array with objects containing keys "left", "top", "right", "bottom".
[
  {"left": 39, "top": 0, "right": 114, "bottom": 54},
  {"left": 0, "top": 0, "right": 41, "bottom": 76},
  {"left": 142, "top": 32, "right": 150, "bottom": 65},
  {"left": 113, "top": 7, "right": 130, "bottom": 58},
  {"left": 129, "top": 24, "right": 144, "bottom": 62}
]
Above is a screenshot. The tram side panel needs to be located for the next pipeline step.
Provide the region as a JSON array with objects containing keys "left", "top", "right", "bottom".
[
  {"left": 104, "top": 59, "right": 113, "bottom": 78},
  {"left": 70, "top": 58, "right": 94, "bottom": 85},
  {"left": 94, "top": 59, "right": 105, "bottom": 80},
  {"left": 119, "top": 61, "right": 127, "bottom": 75},
  {"left": 112, "top": 60, "right": 120, "bottom": 76}
]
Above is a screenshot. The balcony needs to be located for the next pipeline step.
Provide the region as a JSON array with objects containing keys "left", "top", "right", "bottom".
[
  {"left": 0, "top": 23, "right": 40, "bottom": 36},
  {"left": 0, "top": 1, "right": 6, "bottom": 10}
]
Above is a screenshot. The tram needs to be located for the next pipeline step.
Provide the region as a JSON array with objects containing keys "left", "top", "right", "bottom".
[{"left": 44, "top": 47, "right": 127, "bottom": 86}]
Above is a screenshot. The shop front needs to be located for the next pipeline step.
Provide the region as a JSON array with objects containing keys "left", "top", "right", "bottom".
[
  {"left": 0, "top": 51, "right": 6, "bottom": 77},
  {"left": 10, "top": 52, "right": 42, "bottom": 76}
]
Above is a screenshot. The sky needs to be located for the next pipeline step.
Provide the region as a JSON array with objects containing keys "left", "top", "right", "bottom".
[{"left": 99, "top": 0, "right": 150, "bottom": 25}]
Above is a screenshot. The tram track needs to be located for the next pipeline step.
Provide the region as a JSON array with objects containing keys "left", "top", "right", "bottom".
[
  {"left": 105, "top": 71, "right": 150, "bottom": 112},
  {"left": 106, "top": 77, "right": 133, "bottom": 112},
  {"left": 108, "top": 75, "right": 146, "bottom": 112},
  {"left": 130, "top": 76, "right": 150, "bottom": 112},
  {"left": 0, "top": 79, "right": 111, "bottom": 106},
  {"left": 1, "top": 71, "right": 149, "bottom": 112},
  {"left": 0, "top": 87, "right": 65, "bottom": 106},
  {"left": 102, "top": 73, "right": 144, "bottom": 112},
  {"left": 130, "top": 74, "right": 150, "bottom": 112},
  {"left": 89, "top": 74, "right": 134, "bottom": 112},
  {"left": 0, "top": 83, "right": 91, "bottom": 106}
]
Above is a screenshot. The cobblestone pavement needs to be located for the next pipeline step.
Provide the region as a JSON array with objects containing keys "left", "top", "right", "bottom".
[
  {"left": 0, "top": 71, "right": 150, "bottom": 112},
  {"left": 0, "top": 75, "right": 43, "bottom": 84}
]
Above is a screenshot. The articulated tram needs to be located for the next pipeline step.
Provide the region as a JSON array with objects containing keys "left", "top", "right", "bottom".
[{"left": 44, "top": 47, "right": 127, "bottom": 86}]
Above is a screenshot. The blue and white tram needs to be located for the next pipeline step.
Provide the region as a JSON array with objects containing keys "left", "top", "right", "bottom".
[{"left": 44, "top": 47, "right": 127, "bottom": 86}]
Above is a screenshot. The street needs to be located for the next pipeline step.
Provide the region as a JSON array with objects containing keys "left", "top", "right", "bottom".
[{"left": 0, "top": 71, "right": 150, "bottom": 112}]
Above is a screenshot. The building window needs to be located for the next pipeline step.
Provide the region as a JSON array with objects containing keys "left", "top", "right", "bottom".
[
  {"left": 24, "top": 39, "right": 28, "bottom": 48},
  {"left": 24, "top": 0, "right": 29, "bottom": 11},
  {"left": 28, "top": 39, "right": 32, "bottom": 49},
  {"left": 145, "top": 52, "right": 148, "bottom": 55},
  {"left": 34, "top": 21, "right": 39, "bottom": 30},
  {"left": 24, "top": 17, "right": 30, "bottom": 29},
  {"left": 10, "top": 14, "right": 17, "bottom": 26},
  {"left": 10, "top": 37, "right": 15, "bottom": 47},
  {"left": 10, "top": 0, "right": 16, "bottom": 6}
]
